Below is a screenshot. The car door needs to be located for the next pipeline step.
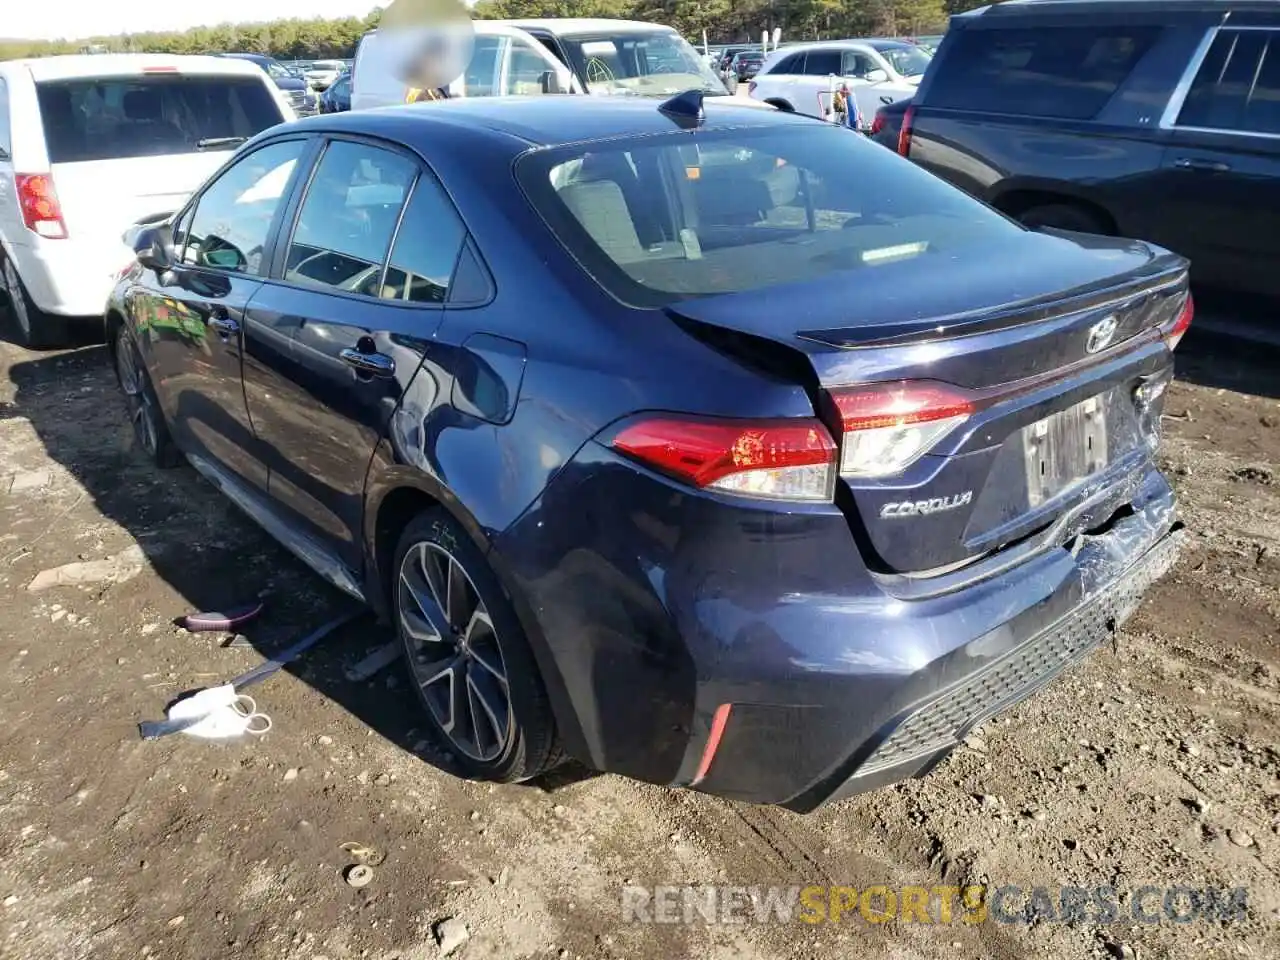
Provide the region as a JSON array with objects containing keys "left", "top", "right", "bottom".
[
  {"left": 243, "top": 137, "right": 468, "bottom": 567},
  {"left": 1155, "top": 25, "right": 1280, "bottom": 298},
  {"left": 0, "top": 76, "right": 15, "bottom": 248},
  {"left": 142, "top": 137, "right": 311, "bottom": 490}
]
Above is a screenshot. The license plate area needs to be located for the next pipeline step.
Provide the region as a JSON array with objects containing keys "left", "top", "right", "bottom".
[{"left": 1024, "top": 395, "right": 1108, "bottom": 507}]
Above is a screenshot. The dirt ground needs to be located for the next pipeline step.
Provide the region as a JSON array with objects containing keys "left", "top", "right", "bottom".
[{"left": 1, "top": 317, "right": 1277, "bottom": 960}]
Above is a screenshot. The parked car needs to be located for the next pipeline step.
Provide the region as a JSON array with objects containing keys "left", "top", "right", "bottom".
[
  {"left": 730, "top": 50, "right": 765, "bottom": 82},
  {"left": 0, "top": 53, "right": 292, "bottom": 348},
  {"left": 871, "top": 95, "right": 912, "bottom": 150},
  {"left": 306, "top": 59, "right": 346, "bottom": 91},
  {"left": 748, "top": 39, "right": 930, "bottom": 128},
  {"left": 219, "top": 52, "right": 317, "bottom": 116},
  {"left": 716, "top": 45, "right": 760, "bottom": 76},
  {"left": 108, "top": 94, "right": 1189, "bottom": 810},
  {"left": 901, "top": 0, "right": 1280, "bottom": 299},
  {"left": 319, "top": 72, "right": 351, "bottom": 113}
]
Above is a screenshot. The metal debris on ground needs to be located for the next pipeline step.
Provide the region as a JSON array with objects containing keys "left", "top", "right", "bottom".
[{"left": 344, "top": 642, "right": 399, "bottom": 682}]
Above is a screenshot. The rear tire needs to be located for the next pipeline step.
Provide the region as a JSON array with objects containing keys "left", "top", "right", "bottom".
[
  {"left": 1016, "top": 203, "right": 1111, "bottom": 236},
  {"left": 1, "top": 251, "right": 71, "bottom": 349},
  {"left": 112, "top": 325, "right": 182, "bottom": 468},
  {"left": 392, "top": 509, "right": 562, "bottom": 783}
]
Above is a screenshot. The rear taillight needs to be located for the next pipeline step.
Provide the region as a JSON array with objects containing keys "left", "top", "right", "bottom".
[
  {"left": 1163, "top": 291, "right": 1194, "bottom": 351},
  {"left": 870, "top": 109, "right": 886, "bottom": 135},
  {"left": 897, "top": 104, "right": 915, "bottom": 157},
  {"left": 611, "top": 415, "right": 837, "bottom": 502},
  {"left": 15, "top": 174, "right": 68, "bottom": 239},
  {"left": 827, "top": 381, "right": 974, "bottom": 478}
]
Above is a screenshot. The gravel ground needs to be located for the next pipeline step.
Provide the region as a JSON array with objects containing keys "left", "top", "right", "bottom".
[{"left": 0, "top": 321, "right": 1277, "bottom": 960}]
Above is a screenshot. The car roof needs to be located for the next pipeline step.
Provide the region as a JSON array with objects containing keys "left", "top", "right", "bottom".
[
  {"left": 10, "top": 53, "right": 265, "bottom": 82},
  {"left": 288, "top": 96, "right": 815, "bottom": 151},
  {"left": 489, "top": 18, "right": 680, "bottom": 37}
]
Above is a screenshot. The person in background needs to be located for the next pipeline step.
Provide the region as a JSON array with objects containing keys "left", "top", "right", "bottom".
[
  {"left": 836, "top": 83, "right": 862, "bottom": 131},
  {"left": 406, "top": 85, "right": 450, "bottom": 103},
  {"left": 832, "top": 83, "right": 849, "bottom": 127}
]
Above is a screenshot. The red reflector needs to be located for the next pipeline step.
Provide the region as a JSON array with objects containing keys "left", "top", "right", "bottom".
[
  {"left": 611, "top": 415, "right": 836, "bottom": 501},
  {"left": 1164, "top": 291, "right": 1194, "bottom": 350},
  {"left": 870, "top": 110, "right": 886, "bottom": 135},
  {"left": 15, "top": 173, "right": 68, "bottom": 239},
  {"left": 829, "top": 381, "right": 975, "bottom": 432},
  {"left": 897, "top": 104, "right": 915, "bottom": 157},
  {"left": 693, "top": 704, "right": 732, "bottom": 784}
]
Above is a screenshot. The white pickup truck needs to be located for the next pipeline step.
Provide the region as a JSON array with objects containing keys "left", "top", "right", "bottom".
[{"left": 748, "top": 39, "right": 931, "bottom": 130}]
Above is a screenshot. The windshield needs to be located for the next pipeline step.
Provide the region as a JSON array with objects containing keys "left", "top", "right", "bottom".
[
  {"left": 517, "top": 123, "right": 1021, "bottom": 307},
  {"left": 264, "top": 60, "right": 293, "bottom": 80},
  {"left": 879, "top": 45, "right": 932, "bottom": 78},
  {"left": 558, "top": 31, "right": 728, "bottom": 97}
]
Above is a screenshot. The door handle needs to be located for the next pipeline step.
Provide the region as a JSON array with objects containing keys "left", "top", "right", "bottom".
[
  {"left": 1173, "top": 157, "right": 1231, "bottom": 173},
  {"left": 339, "top": 347, "right": 396, "bottom": 378},
  {"left": 208, "top": 313, "right": 240, "bottom": 336}
]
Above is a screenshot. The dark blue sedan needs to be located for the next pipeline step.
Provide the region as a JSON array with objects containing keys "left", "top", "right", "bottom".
[{"left": 107, "top": 94, "right": 1190, "bottom": 810}]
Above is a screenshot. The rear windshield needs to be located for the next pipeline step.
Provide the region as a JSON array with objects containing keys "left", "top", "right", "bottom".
[
  {"left": 36, "top": 76, "right": 283, "bottom": 164},
  {"left": 516, "top": 123, "right": 1022, "bottom": 307}
]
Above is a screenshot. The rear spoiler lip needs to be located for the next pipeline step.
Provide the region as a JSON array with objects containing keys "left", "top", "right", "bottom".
[{"left": 796, "top": 254, "right": 1189, "bottom": 350}]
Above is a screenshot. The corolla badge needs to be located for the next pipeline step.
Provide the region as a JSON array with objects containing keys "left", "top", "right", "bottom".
[
  {"left": 880, "top": 491, "right": 973, "bottom": 518},
  {"left": 1086, "top": 315, "right": 1119, "bottom": 354}
]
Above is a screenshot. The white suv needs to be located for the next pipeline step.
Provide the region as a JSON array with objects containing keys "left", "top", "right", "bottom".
[
  {"left": 748, "top": 40, "right": 931, "bottom": 129},
  {"left": 0, "top": 54, "right": 291, "bottom": 348}
]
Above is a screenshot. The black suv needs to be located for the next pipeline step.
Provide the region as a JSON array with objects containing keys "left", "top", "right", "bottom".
[{"left": 901, "top": 0, "right": 1280, "bottom": 299}]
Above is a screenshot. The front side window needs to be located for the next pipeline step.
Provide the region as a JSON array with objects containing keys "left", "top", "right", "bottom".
[
  {"left": 181, "top": 139, "right": 306, "bottom": 274},
  {"left": 283, "top": 140, "right": 416, "bottom": 297},
  {"left": 519, "top": 124, "right": 1023, "bottom": 307},
  {"left": 35, "top": 75, "right": 283, "bottom": 163},
  {"left": 505, "top": 43, "right": 561, "bottom": 96},
  {"left": 1177, "top": 29, "right": 1280, "bottom": 135},
  {"left": 926, "top": 25, "right": 1161, "bottom": 120},
  {"left": 877, "top": 45, "right": 932, "bottom": 79},
  {"left": 841, "top": 52, "right": 877, "bottom": 79}
]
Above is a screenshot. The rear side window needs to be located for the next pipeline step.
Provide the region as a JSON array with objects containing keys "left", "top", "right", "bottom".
[
  {"left": 1177, "top": 29, "right": 1280, "bottom": 135},
  {"left": 284, "top": 140, "right": 417, "bottom": 298},
  {"left": 518, "top": 124, "right": 1022, "bottom": 307},
  {"left": 35, "top": 75, "right": 283, "bottom": 164},
  {"left": 381, "top": 176, "right": 466, "bottom": 304},
  {"left": 803, "top": 50, "right": 843, "bottom": 76},
  {"left": 927, "top": 25, "right": 1161, "bottom": 119},
  {"left": 766, "top": 52, "right": 804, "bottom": 75}
]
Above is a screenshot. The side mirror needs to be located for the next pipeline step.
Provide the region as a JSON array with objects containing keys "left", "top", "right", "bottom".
[
  {"left": 864, "top": 68, "right": 890, "bottom": 84},
  {"left": 540, "top": 70, "right": 569, "bottom": 95},
  {"left": 133, "top": 223, "right": 174, "bottom": 272}
]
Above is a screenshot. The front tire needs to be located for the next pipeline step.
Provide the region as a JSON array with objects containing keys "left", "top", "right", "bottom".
[
  {"left": 1, "top": 251, "right": 70, "bottom": 349},
  {"left": 393, "top": 510, "right": 561, "bottom": 782},
  {"left": 113, "top": 326, "right": 182, "bottom": 468}
]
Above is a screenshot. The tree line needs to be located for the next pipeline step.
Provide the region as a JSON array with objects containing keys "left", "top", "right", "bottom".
[{"left": 0, "top": 0, "right": 989, "bottom": 62}]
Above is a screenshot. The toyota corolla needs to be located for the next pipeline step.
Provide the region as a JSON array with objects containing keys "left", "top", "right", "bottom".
[{"left": 106, "top": 94, "right": 1189, "bottom": 810}]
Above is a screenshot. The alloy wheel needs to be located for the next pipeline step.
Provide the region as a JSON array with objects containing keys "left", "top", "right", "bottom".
[
  {"left": 115, "top": 334, "right": 159, "bottom": 456},
  {"left": 398, "top": 541, "right": 512, "bottom": 762},
  {"left": 2, "top": 258, "right": 31, "bottom": 340}
]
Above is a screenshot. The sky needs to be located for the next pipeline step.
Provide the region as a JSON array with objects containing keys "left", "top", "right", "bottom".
[{"left": 5, "top": 1, "right": 385, "bottom": 42}]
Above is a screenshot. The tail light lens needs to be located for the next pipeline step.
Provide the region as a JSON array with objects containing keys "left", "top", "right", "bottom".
[
  {"left": 1162, "top": 291, "right": 1194, "bottom": 351},
  {"left": 15, "top": 174, "right": 68, "bottom": 239},
  {"left": 870, "top": 109, "right": 886, "bottom": 135},
  {"left": 611, "top": 415, "right": 836, "bottom": 502},
  {"left": 897, "top": 104, "right": 915, "bottom": 157},
  {"left": 827, "top": 381, "right": 974, "bottom": 478}
]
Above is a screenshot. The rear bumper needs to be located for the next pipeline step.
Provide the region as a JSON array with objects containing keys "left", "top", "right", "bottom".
[
  {"left": 495, "top": 447, "right": 1181, "bottom": 808},
  {"left": 6, "top": 235, "right": 131, "bottom": 317}
]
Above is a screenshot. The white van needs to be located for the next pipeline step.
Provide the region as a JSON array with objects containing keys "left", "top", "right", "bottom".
[
  {"left": 352, "top": 22, "right": 582, "bottom": 111},
  {"left": 0, "top": 54, "right": 292, "bottom": 347},
  {"left": 351, "top": 19, "right": 767, "bottom": 110}
]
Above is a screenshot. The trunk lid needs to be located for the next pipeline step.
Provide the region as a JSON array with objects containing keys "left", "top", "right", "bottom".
[{"left": 668, "top": 231, "right": 1189, "bottom": 574}]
